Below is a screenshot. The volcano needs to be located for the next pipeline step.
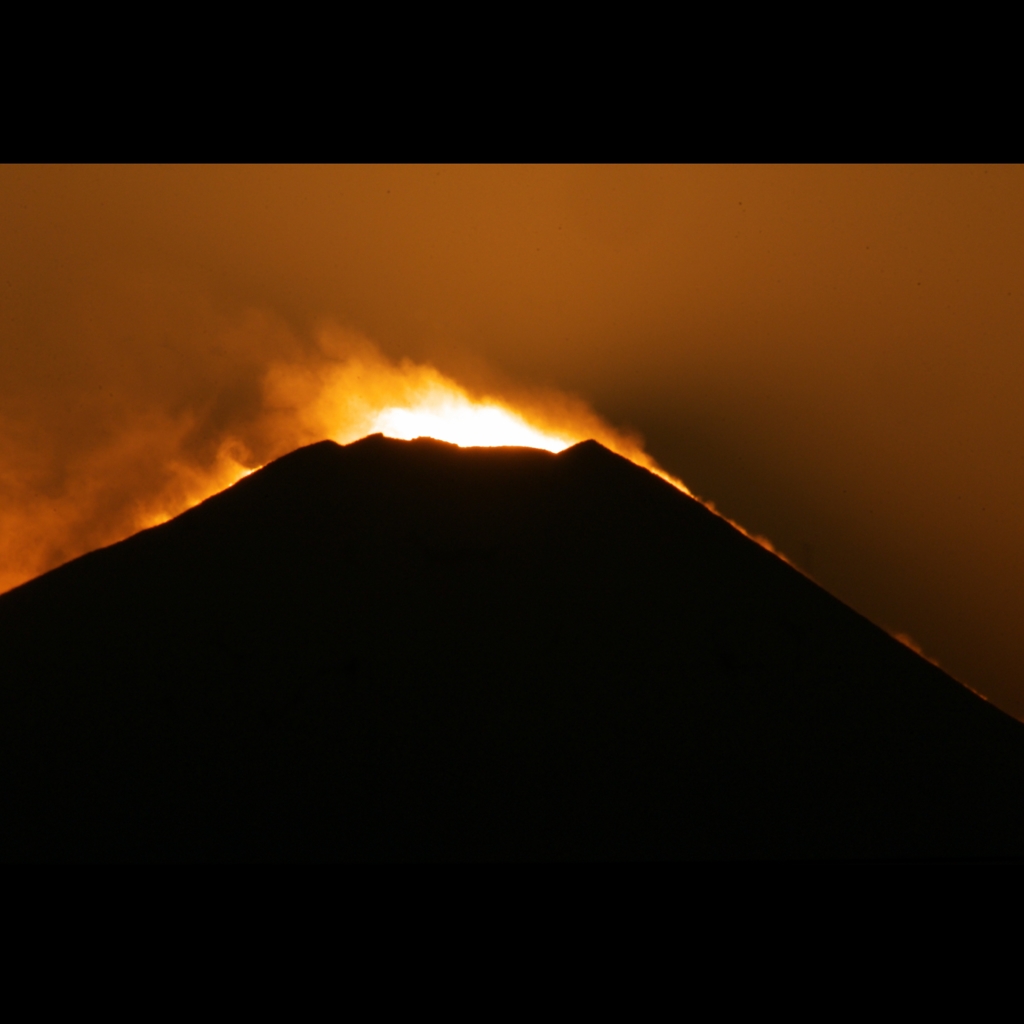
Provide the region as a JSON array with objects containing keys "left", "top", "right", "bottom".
[{"left": 2, "top": 435, "right": 1023, "bottom": 861}]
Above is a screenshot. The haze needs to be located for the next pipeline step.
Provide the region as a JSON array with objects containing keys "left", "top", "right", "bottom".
[{"left": 3, "top": 165, "right": 1023, "bottom": 718}]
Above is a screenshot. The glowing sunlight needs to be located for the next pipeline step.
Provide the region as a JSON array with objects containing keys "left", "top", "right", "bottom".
[{"left": 371, "top": 392, "right": 573, "bottom": 453}]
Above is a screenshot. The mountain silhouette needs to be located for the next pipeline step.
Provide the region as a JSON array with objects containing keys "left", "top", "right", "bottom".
[{"left": 2, "top": 434, "right": 1023, "bottom": 861}]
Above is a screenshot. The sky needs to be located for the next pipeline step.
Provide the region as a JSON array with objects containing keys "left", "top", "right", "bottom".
[{"left": 3, "top": 164, "right": 1024, "bottom": 718}]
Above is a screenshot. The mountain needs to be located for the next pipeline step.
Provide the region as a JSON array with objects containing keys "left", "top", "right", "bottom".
[{"left": 1, "top": 434, "right": 1023, "bottom": 861}]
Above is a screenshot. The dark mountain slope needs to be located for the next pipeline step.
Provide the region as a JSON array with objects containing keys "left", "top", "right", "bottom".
[{"left": 2, "top": 434, "right": 1023, "bottom": 861}]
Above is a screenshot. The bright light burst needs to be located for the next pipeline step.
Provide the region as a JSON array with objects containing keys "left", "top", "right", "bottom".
[{"left": 370, "top": 392, "right": 573, "bottom": 452}]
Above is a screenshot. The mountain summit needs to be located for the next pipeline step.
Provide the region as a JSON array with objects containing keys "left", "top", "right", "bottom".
[{"left": 2, "top": 434, "right": 1023, "bottom": 861}]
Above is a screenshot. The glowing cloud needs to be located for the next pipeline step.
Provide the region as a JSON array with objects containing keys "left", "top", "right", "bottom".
[{"left": 261, "top": 326, "right": 691, "bottom": 494}]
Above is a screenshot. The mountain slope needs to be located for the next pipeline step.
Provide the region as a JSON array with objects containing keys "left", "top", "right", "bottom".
[{"left": 1, "top": 434, "right": 1023, "bottom": 861}]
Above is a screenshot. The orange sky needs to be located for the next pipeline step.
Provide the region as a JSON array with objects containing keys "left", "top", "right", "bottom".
[{"left": 3, "top": 164, "right": 1024, "bottom": 717}]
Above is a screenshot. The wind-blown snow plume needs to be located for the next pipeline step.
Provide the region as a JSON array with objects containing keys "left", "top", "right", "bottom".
[{"left": 0, "top": 317, "right": 685, "bottom": 594}]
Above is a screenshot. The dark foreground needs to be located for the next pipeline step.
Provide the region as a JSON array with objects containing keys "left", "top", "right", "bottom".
[{"left": 2, "top": 435, "right": 1023, "bottom": 861}]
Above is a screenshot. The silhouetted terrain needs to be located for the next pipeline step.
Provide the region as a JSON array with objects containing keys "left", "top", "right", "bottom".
[{"left": 2, "top": 435, "right": 1024, "bottom": 861}]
